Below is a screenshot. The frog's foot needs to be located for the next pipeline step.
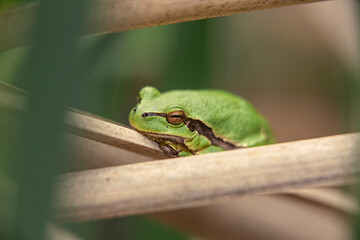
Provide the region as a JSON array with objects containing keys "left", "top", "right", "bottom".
[
  {"left": 196, "top": 145, "right": 225, "bottom": 155},
  {"left": 158, "top": 144, "right": 180, "bottom": 158}
]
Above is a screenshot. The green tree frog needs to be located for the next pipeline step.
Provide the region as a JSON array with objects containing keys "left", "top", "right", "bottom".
[{"left": 129, "top": 86, "right": 274, "bottom": 157}]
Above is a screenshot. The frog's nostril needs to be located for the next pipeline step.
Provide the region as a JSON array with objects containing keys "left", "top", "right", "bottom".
[
  {"left": 133, "top": 107, "right": 137, "bottom": 112},
  {"left": 142, "top": 113, "right": 149, "bottom": 118}
]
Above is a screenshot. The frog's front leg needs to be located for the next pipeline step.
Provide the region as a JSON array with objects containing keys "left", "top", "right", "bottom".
[
  {"left": 158, "top": 143, "right": 179, "bottom": 158},
  {"left": 158, "top": 140, "right": 193, "bottom": 157}
]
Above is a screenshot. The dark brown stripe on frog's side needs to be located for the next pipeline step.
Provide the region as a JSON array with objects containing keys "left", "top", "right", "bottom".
[{"left": 142, "top": 111, "right": 240, "bottom": 151}]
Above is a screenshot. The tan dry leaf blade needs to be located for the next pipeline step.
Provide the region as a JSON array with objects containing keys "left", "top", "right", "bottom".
[
  {"left": 0, "top": 0, "right": 327, "bottom": 50},
  {"left": 54, "top": 133, "right": 360, "bottom": 221}
]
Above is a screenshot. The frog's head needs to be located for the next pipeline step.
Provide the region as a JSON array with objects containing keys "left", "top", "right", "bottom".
[{"left": 129, "top": 86, "right": 196, "bottom": 142}]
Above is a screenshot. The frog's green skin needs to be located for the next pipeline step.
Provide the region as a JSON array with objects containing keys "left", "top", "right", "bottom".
[{"left": 129, "top": 86, "right": 274, "bottom": 157}]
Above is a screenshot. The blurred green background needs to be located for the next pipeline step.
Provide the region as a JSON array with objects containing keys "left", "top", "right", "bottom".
[{"left": 0, "top": 0, "right": 359, "bottom": 239}]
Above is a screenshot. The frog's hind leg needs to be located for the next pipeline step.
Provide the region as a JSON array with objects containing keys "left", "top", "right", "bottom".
[{"left": 197, "top": 145, "right": 225, "bottom": 155}]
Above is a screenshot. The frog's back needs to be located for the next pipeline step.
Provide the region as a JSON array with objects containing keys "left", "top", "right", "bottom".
[{"left": 160, "top": 89, "right": 274, "bottom": 147}]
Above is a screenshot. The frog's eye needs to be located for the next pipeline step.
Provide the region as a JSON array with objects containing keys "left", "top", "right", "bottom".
[{"left": 166, "top": 110, "right": 186, "bottom": 125}]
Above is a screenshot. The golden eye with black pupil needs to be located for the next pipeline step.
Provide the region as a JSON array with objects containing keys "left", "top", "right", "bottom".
[{"left": 166, "top": 110, "right": 186, "bottom": 125}]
